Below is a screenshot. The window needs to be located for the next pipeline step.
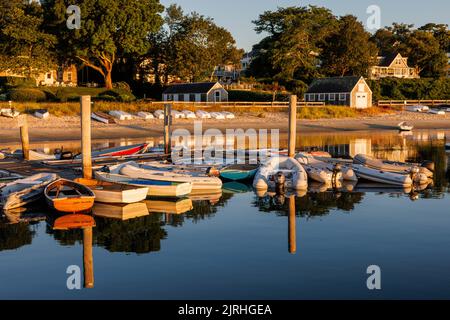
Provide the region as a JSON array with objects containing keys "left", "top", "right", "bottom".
[
  {"left": 309, "top": 94, "right": 315, "bottom": 101},
  {"left": 339, "top": 93, "right": 346, "bottom": 101},
  {"left": 318, "top": 94, "right": 325, "bottom": 101},
  {"left": 329, "top": 93, "right": 335, "bottom": 101},
  {"left": 47, "top": 73, "right": 52, "bottom": 79},
  {"left": 67, "top": 72, "right": 72, "bottom": 82}
]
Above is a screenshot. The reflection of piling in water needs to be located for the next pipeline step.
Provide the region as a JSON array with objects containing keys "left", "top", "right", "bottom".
[
  {"left": 83, "top": 227, "right": 94, "bottom": 289},
  {"left": 288, "top": 195, "right": 296, "bottom": 254}
]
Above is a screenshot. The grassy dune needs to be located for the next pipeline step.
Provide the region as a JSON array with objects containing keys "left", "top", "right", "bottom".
[{"left": 0, "top": 101, "right": 395, "bottom": 119}]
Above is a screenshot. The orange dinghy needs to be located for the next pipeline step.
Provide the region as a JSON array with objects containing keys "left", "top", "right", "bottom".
[{"left": 45, "top": 179, "right": 95, "bottom": 213}]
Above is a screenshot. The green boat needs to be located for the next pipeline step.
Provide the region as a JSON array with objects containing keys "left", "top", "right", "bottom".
[{"left": 219, "top": 164, "right": 259, "bottom": 181}]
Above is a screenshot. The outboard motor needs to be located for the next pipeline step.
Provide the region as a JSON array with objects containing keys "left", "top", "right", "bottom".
[
  {"left": 59, "top": 151, "right": 74, "bottom": 160},
  {"left": 421, "top": 160, "right": 435, "bottom": 173},
  {"left": 206, "top": 166, "right": 220, "bottom": 177},
  {"left": 274, "top": 171, "right": 286, "bottom": 195},
  {"left": 332, "top": 163, "right": 342, "bottom": 188},
  {"left": 100, "top": 165, "right": 110, "bottom": 173}
]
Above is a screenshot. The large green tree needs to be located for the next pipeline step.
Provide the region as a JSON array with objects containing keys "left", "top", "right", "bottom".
[
  {"left": 320, "top": 15, "right": 378, "bottom": 77},
  {"left": 42, "top": 0, "right": 164, "bottom": 89},
  {"left": 0, "top": 0, "right": 56, "bottom": 79},
  {"left": 248, "top": 6, "right": 338, "bottom": 87},
  {"left": 149, "top": 5, "right": 243, "bottom": 83}
]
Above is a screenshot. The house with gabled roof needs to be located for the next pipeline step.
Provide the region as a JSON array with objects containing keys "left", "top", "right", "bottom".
[
  {"left": 305, "top": 76, "right": 372, "bottom": 109},
  {"left": 162, "top": 82, "right": 228, "bottom": 102},
  {"left": 369, "top": 53, "right": 420, "bottom": 80}
]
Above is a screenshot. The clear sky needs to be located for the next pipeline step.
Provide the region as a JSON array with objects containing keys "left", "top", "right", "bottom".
[{"left": 160, "top": 0, "right": 450, "bottom": 51}]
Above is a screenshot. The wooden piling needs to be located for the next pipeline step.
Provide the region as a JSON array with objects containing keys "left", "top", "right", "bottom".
[
  {"left": 18, "top": 115, "right": 30, "bottom": 161},
  {"left": 288, "top": 95, "right": 297, "bottom": 158},
  {"left": 164, "top": 103, "right": 172, "bottom": 155},
  {"left": 83, "top": 227, "right": 94, "bottom": 288},
  {"left": 81, "top": 96, "right": 92, "bottom": 179},
  {"left": 288, "top": 195, "right": 296, "bottom": 254}
]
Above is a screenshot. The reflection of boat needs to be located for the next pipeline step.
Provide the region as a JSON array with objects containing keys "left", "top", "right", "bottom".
[
  {"left": 92, "top": 111, "right": 117, "bottom": 124},
  {"left": 51, "top": 214, "right": 96, "bottom": 230},
  {"left": 253, "top": 156, "right": 308, "bottom": 191},
  {"left": 92, "top": 202, "right": 149, "bottom": 220},
  {"left": 95, "top": 172, "right": 192, "bottom": 198},
  {"left": 0, "top": 173, "right": 59, "bottom": 210},
  {"left": 188, "top": 191, "right": 222, "bottom": 203},
  {"left": 220, "top": 164, "right": 259, "bottom": 181},
  {"left": 223, "top": 182, "right": 253, "bottom": 194},
  {"left": 145, "top": 198, "right": 193, "bottom": 214},
  {"left": 74, "top": 178, "right": 148, "bottom": 204},
  {"left": 353, "top": 182, "right": 412, "bottom": 194},
  {"left": 398, "top": 122, "right": 413, "bottom": 131},
  {"left": 45, "top": 179, "right": 95, "bottom": 213},
  {"left": 114, "top": 162, "right": 222, "bottom": 194}
]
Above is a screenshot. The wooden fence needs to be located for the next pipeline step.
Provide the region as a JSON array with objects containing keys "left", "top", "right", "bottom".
[
  {"left": 140, "top": 101, "right": 325, "bottom": 109},
  {"left": 378, "top": 100, "right": 450, "bottom": 107}
]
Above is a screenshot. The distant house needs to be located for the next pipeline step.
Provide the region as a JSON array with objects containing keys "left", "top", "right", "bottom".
[
  {"left": 305, "top": 76, "right": 372, "bottom": 109},
  {"left": 0, "top": 64, "right": 77, "bottom": 87},
  {"left": 162, "top": 82, "right": 228, "bottom": 102},
  {"left": 369, "top": 53, "right": 420, "bottom": 80},
  {"left": 213, "top": 65, "right": 240, "bottom": 84}
]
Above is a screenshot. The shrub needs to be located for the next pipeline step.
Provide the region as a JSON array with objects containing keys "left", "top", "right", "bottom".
[
  {"left": 7, "top": 88, "right": 46, "bottom": 102},
  {"left": 228, "top": 90, "right": 290, "bottom": 102},
  {"left": 0, "top": 76, "right": 36, "bottom": 91},
  {"left": 99, "top": 89, "right": 136, "bottom": 102},
  {"left": 113, "top": 81, "right": 131, "bottom": 92}
]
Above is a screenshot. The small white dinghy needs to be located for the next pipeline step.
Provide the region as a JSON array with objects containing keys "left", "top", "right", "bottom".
[
  {"left": 0, "top": 108, "right": 20, "bottom": 118},
  {"left": 34, "top": 109, "right": 49, "bottom": 119},
  {"left": 405, "top": 105, "right": 423, "bottom": 112},
  {"left": 182, "top": 110, "right": 197, "bottom": 119},
  {"left": 429, "top": 109, "right": 445, "bottom": 115},
  {"left": 295, "top": 153, "right": 343, "bottom": 184},
  {"left": 28, "top": 150, "right": 58, "bottom": 161},
  {"left": 222, "top": 111, "right": 235, "bottom": 119},
  {"left": 298, "top": 153, "right": 357, "bottom": 182},
  {"left": 0, "top": 173, "right": 59, "bottom": 210},
  {"left": 398, "top": 121, "right": 413, "bottom": 131},
  {"left": 196, "top": 110, "right": 211, "bottom": 119},
  {"left": 154, "top": 110, "right": 165, "bottom": 119},
  {"left": 91, "top": 111, "right": 117, "bottom": 124},
  {"left": 94, "top": 171, "right": 192, "bottom": 198},
  {"left": 210, "top": 112, "right": 225, "bottom": 120},
  {"left": 74, "top": 178, "right": 149, "bottom": 204},
  {"left": 253, "top": 156, "right": 308, "bottom": 191},
  {"left": 109, "top": 110, "right": 133, "bottom": 120},
  {"left": 352, "top": 164, "right": 413, "bottom": 187},
  {"left": 171, "top": 110, "right": 185, "bottom": 119},
  {"left": 136, "top": 111, "right": 154, "bottom": 120},
  {"left": 111, "top": 162, "right": 222, "bottom": 195}
]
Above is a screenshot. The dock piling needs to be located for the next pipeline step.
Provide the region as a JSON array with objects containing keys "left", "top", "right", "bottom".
[
  {"left": 164, "top": 103, "right": 172, "bottom": 156},
  {"left": 18, "top": 115, "right": 30, "bottom": 161},
  {"left": 288, "top": 95, "right": 297, "bottom": 158},
  {"left": 81, "top": 96, "right": 92, "bottom": 179}
]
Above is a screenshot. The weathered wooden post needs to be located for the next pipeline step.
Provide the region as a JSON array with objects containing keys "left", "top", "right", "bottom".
[
  {"left": 83, "top": 226, "right": 94, "bottom": 288},
  {"left": 81, "top": 96, "right": 92, "bottom": 179},
  {"left": 18, "top": 115, "right": 30, "bottom": 161},
  {"left": 288, "top": 95, "right": 297, "bottom": 158},
  {"left": 288, "top": 195, "right": 297, "bottom": 254},
  {"left": 164, "top": 103, "right": 172, "bottom": 156}
]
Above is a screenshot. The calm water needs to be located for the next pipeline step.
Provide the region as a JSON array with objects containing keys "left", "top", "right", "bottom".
[{"left": 1, "top": 130, "right": 450, "bottom": 300}]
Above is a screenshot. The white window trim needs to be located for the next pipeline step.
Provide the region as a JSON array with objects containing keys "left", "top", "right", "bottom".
[
  {"left": 318, "top": 93, "right": 325, "bottom": 101},
  {"left": 329, "top": 93, "right": 335, "bottom": 101},
  {"left": 339, "top": 93, "right": 347, "bottom": 101}
]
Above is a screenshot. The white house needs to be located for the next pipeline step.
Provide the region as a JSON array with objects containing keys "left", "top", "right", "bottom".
[{"left": 162, "top": 82, "right": 228, "bottom": 102}]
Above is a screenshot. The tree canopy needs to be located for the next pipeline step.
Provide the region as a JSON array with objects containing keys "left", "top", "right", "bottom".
[{"left": 41, "top": 0, "right": 164, "bottom": 89}]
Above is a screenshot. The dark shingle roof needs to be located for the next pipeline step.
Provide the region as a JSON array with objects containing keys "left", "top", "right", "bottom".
[
  {"left": 378, "top": 53, "right": 400, "bottom": 67},
  {"left": 306, "top": 76, "right": 362, "bottom": 94},
  {"left": 163, "top": 82, "right": 219, "bottom": 94}
]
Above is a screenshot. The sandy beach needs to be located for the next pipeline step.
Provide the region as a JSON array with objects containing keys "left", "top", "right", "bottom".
[{"left": 0, "top": 111, "right": 449, "bottom": 144}]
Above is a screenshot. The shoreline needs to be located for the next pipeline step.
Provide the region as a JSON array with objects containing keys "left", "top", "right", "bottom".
[{"left": 1, "top": 112, "right": 450, "bottom": 144}]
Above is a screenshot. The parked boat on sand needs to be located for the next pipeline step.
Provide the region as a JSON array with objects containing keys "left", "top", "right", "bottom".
[
  {"left": 398, "top": 121, "right": 413, "bottom": 131},
  {"left": 34, "top": 109, "right": 49, "bottom": 119},
  {"left": 91, "top": 111, "right": 117, "bottom": 124},
  {"left": 45, "top": 179, "right": 95, "bottom": 213},
  {"left": 0, "top": 173, "right": 59, "bottom": 210}
]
